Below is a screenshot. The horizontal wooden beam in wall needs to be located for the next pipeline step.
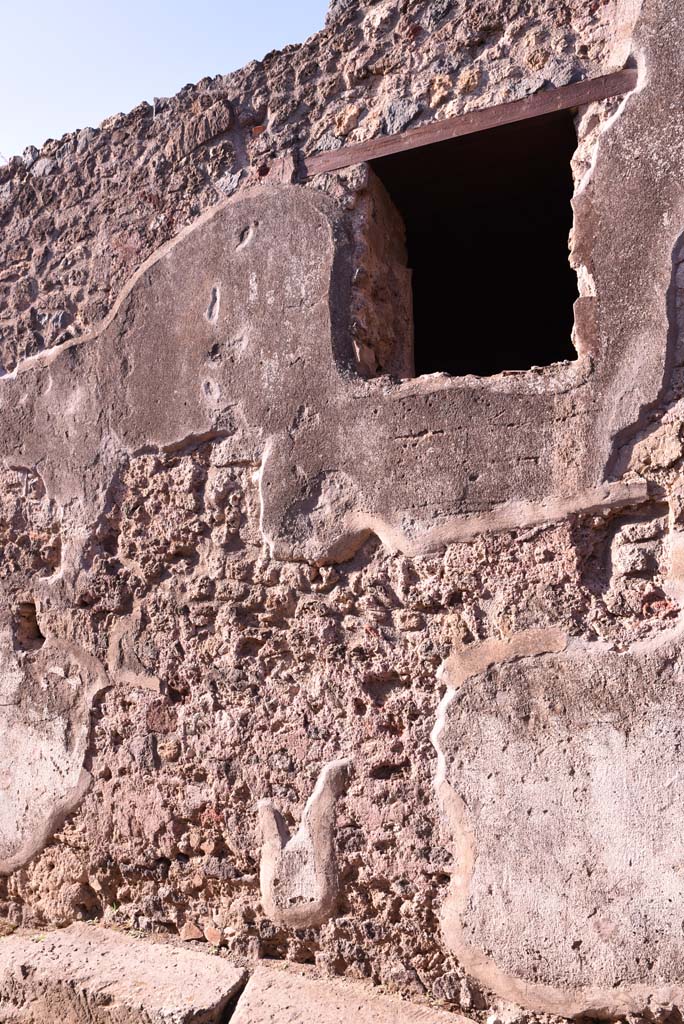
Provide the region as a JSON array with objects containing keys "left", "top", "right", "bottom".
[{"left": 302, "top": 68, "right": 638, "bottom": 178}]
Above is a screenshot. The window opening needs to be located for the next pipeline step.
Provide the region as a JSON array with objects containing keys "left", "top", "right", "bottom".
[{"left": 370, "top": 109, "right": 579, "bottom": 377}]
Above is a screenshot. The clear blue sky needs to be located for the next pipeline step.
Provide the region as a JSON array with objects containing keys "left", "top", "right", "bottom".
[{"left": 0, "top": 0, "right": 329, "bottom": 162}]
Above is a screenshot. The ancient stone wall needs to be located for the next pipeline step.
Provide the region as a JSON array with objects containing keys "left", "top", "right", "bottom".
[{"left": 2, "top": 0, "right": 684, "bottom": 1021}]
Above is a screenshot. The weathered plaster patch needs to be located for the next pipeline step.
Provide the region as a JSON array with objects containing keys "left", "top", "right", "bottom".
[
  {"left": 0, "top": 638, "right": 107, "bottom": 875},
  {"left": 433, "top": 499, "right": 684, "bottom": 1022},
  {"left": 259, "top": 758, "right": 351, "bottom": 928},
  {"left": 0, "top": 128, "right": 672, "bottom": 564}
]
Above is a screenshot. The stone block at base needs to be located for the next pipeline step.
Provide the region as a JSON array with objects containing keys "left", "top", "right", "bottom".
[
  {"left": 0, "top": 923, "right": 246, "bottom": 1024},
  {"left": 231, "top": 965, "right": 469, "bottom": 1023}
]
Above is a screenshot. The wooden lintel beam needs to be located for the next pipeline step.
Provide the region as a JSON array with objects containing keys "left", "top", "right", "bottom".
[{"left": 302, "top": 68, "right": 637, "bottom": 178}]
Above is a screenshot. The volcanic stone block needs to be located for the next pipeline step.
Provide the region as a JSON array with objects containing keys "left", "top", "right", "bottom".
[
  {"left": 231, "top": 965, "right": 471, "bottom": 1023},
  {"left": 0, "top": 924, "right": 246, "bottom": 1023}
]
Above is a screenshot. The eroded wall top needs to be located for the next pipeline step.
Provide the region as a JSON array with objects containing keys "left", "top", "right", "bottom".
[{"left": 1, "top": 0, "right": 632, "bottom": 372}]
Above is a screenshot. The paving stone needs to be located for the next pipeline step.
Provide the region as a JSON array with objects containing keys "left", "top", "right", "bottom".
[
  {"left": 231, "top": 965, "right": 470, "bottom": 1023},
  {"left": 0, "top": 923, "right": 246, "bottom": 1024}
]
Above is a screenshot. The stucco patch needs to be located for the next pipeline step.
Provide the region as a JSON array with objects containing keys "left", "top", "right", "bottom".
[
  {"left": 0, "top": 639, "right": 107, "bottom": 875},
  {"left": 435, "top": 627, "right": 684, "bottom": 1017}
]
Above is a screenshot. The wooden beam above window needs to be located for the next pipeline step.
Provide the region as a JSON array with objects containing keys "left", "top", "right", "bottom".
[{"left": 301, "top": 68, "right": 638, "bottom": 178}]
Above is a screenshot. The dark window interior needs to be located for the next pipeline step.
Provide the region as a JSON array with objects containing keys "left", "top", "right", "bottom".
[{"left": 371, "top": 110, "right": 579, "bottom": 377}]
